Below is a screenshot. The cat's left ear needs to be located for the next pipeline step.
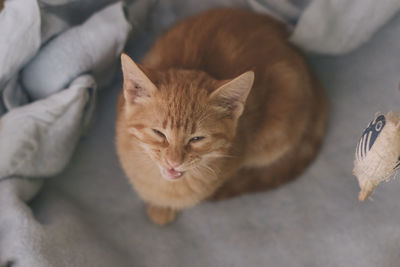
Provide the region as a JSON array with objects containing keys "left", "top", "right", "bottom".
[
  {"left": 209, "top": 71, "right": 254, "bottom": 119},
  {"left": 121, "top": 53, "right": 157, "bottom": 104}
]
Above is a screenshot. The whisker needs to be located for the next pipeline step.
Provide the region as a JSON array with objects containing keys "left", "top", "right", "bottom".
[
  {"left": 204, "top": 153, "right": 236, "bottom": 159},
  {"left": 199, "top": 164, "right": 218, "bottom": 179},
  {"left": 189, "top": 166, "right": 214, "bottom": 189}
]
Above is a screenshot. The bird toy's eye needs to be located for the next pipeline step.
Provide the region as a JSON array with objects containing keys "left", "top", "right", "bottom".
[
  {"left": 152, "top": 129, "right": 166, "bottom": 138},
  {"left": 189, "top": 136, "right": 205, "bottom": 143},
  {"left": 375, "top": 121, "right": 383, "bottom": 131}
]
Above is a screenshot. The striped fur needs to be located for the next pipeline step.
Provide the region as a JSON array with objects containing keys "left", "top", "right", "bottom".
[{"left": 116, "top": 8, "right": 328, "bottom": 225}]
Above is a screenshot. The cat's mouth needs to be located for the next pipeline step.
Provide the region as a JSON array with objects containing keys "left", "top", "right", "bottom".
[{"left": 160, "top": 167, "right": 184, "bottom": 181}]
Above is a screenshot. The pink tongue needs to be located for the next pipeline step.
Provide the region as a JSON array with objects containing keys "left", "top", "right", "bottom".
[
  {"left": 160, "top": 167, "right": 182, "bottom": 180},
  {"left": 168, "top": 169, "right": 181, "bottom": 178}
]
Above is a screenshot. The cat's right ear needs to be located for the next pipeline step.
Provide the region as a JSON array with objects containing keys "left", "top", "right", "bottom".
[
  {"left": 121, "top": 53, "right": 157, "bottom": 104},
  {"left": 209, "top": 71, "right": 254, "bottom": 119}
]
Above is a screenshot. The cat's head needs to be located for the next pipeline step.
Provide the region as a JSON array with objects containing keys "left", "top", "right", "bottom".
[{"left": 120, "top": 54, "right": 254, "bottom": 181}]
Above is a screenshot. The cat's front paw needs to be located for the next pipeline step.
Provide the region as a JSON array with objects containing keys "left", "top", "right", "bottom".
[{"left": 146, "top": 204, "right": 177, "bottom": 225}]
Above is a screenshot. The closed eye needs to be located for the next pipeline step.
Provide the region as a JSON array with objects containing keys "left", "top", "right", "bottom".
[
  {"left": 152, "top": 129, "right": 166, "bottom": 138},
  {"left": 189, "top": 136, "right": 205, "bottom": 143}
]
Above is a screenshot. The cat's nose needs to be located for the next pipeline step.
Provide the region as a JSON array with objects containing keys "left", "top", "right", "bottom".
[{"left": 166, "top": 159, "right": 182, "bottom": 169}]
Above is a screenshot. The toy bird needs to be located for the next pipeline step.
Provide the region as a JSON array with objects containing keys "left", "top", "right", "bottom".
[{"left": 353, "top": 112, "right": 400, "bottom": 201}]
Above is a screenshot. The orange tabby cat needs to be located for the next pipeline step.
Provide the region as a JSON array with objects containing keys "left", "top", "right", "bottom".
[{"left": 116, "top": 8, "right": 328, "bottom": 225}]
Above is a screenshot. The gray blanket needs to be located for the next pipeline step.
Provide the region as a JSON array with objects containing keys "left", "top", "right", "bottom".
[{"left": 1, "top": 0, "right": 400, "bottom": 266}]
